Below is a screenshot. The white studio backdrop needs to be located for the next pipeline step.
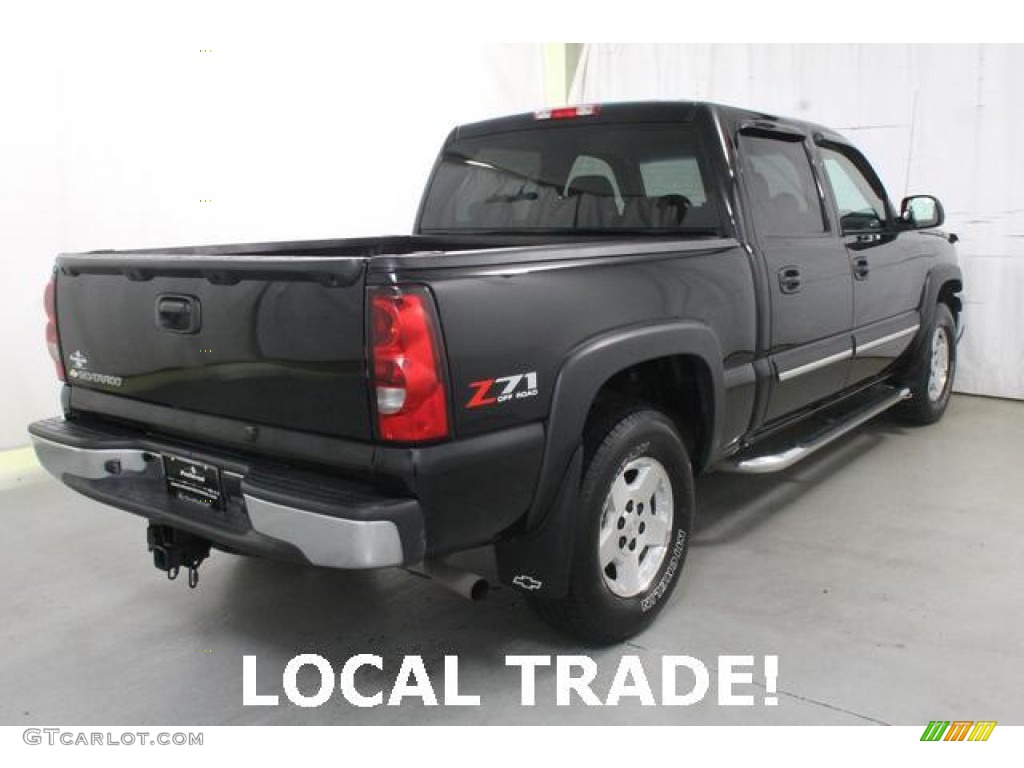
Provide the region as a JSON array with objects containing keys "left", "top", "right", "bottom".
[
  {"left": 5, "top": 43, "right": 1020, "bottom": 449},
  {"left": 0, "top": 44, "right": 545, "bottom": 449},
  {"left": 573, "top": 44, "right": 1024, "bottom": 402}
]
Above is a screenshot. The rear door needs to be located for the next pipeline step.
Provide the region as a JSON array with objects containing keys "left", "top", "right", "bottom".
[
  {"left": 738, "top": 128, "right": 854, "bottom": 421},
  {"left": 55, "top": 252, "right": 372, "bottom": 440},
  {"left": 816, "top": 141, "right": 924, "bottom": 384}
]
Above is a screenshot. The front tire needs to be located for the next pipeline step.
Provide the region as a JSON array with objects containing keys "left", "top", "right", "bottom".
[
  {"left": 529, "top": 408, "right": 695, "bottom": 645},
  {"left": 897, "top": 302, "right": 957, "bottom": 424}
]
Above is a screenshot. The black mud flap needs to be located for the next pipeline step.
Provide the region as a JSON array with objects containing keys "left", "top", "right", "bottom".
[{"left": 495, "top": 447, "right": 582, "bottom": 598}]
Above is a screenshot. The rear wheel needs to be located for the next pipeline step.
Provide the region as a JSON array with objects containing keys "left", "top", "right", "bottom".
[
  {"left": 897, "top": 302, "right": 957, "bottom": 424},
  {"left": 529, "top": 408, "right": 694, "bottom": 645}
]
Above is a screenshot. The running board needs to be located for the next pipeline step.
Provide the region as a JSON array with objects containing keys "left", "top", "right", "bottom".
[{"left": 719, "top": 387, "right": 911, "bottom": 474}]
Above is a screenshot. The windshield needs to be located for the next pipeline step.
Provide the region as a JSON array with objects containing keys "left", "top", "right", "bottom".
[{"left": 418, "top": 122, "right": 722, "bottom": 235}]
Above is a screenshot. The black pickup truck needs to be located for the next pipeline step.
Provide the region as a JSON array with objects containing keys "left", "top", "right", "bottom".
[{"left": 30, "top": 101, "right": 962, "bottom": 643}]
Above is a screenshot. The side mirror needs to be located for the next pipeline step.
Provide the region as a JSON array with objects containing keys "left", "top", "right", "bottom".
[{"left": 900, "top": 195, "right": 945, "bottom": 229}]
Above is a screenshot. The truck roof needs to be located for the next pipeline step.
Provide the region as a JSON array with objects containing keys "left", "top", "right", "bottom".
[{"left": 452, "top": 100, "right": 850, "bottom": 146}]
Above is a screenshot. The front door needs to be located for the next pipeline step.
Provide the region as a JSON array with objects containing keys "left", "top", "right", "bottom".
[{"left": 817, "top": 142, "right": 924, "bottom": 384}]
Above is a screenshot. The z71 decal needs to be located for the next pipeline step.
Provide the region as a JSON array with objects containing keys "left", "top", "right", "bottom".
[{"left": 466, "top": 372, "right": 539, "bottom": 409}]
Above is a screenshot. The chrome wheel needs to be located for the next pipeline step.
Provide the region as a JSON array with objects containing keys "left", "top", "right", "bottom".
[
  {"left": 598, "top": 456, "right": 674, "bottom": 598},
  {"left": 927, "top": 326, "right": 950, "bottom": 402}
]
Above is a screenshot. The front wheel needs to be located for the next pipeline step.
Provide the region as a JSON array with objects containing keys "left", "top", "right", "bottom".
[
  {"left": 529, "top": 408, "right": 695, "bottom": 645},
  {"left": 897, "top": 302, "right": 957, "bottom": 424}
]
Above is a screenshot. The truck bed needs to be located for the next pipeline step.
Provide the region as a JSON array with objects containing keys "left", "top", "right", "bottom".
[{"left": 55, "top": 232, "right": 735, "bottom": 446}]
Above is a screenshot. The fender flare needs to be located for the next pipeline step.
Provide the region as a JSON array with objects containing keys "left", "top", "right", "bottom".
[
  {"left": 902, "top": 263, "right": 964, "bottom": 367},
  {"left": 496, "top": 321, "right": 724, "bottom": 597},
  {"left": 919, "top": 263, "right": 964, "bottom": 330}
]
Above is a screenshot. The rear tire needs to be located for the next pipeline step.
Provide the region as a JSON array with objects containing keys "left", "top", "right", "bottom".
[
  {"left": 897, "top": 302, "right": 957, "bottom": 425},
  {"left": 528, "top": 408, "right": 694, "bottom": 645}
]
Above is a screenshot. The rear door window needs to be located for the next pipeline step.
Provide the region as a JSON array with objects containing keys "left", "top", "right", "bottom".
[{"left": 740, "top": 133, "right": 827, "bottom": 236}]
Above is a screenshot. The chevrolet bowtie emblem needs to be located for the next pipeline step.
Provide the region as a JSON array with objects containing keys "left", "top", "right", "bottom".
[{"left": 512, "top": 574, "right": 543, "bottom": 591}]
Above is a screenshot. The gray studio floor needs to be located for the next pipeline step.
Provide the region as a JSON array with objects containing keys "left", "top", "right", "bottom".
[{"left": 1, "top": 394, "right": 1022, "bottom": 726}]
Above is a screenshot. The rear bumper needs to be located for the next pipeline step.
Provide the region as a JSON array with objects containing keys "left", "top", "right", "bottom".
[{"left": 29, "top": 417, "right": 423, "bottom": 569}]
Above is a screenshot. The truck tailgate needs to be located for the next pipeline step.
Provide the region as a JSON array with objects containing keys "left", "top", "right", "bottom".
[{"left": 54, "top": 252, "right": 371, "bottom": 440}]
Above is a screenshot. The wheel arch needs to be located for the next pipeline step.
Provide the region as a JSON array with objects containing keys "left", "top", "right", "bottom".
[
  {"left": 920, "top": 264, "right": 964, "bottom": 330},
  {"left": 496, "top": 320, "right": 723, "bottom": 598},
  {"left": 584, "top": 354, "right": 716, "bottom": 468},
  {"left": 531, "top": 321, "right": 724, "bottom": 525},
  {"left": 899, "top": 264, "right": 963, "bottom": 371}
]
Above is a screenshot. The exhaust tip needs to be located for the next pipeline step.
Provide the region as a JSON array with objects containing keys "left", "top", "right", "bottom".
[
  {"left": 407, "top": 560, "right": 490, "bottom": 602},
  {"left": 467, "top": 577, "right": 489, "bottom": 602}
]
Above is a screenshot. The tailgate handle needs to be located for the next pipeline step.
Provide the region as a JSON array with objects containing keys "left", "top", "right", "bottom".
[{"left": 156, "top": 294, "right": 201, "bottom": 334}]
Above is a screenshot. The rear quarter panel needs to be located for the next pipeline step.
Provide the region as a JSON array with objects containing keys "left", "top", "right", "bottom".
[{"left": 376, "top": 240, "right": 758, "bottom": 445}]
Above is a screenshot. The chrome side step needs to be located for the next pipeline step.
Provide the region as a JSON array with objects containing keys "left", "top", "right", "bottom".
[{"left": 719, "top": 387, "right": 911, "bottom": 474}]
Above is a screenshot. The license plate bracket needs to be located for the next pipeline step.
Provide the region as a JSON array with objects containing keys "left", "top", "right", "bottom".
[{"left": 163, "top": 454, "right": 223, "bottom": 510}]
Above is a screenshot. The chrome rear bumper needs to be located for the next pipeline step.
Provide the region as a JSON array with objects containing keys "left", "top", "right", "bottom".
[
  {"left": 32, "top": 435, "right": 153, "bottom": 480},
  {"left": 242, "top": 495, "right": 404, "bottom": 569},
  {"left": 29, "top": 419, "right": 422, "bottom": 569}
]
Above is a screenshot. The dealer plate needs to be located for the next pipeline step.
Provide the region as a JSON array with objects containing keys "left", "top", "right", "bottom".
[{"left": 163, "top": 454, "right": 223, "bottom": 509}]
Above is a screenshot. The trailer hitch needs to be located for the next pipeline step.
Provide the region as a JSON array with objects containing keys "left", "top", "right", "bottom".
[{"left": 147, "top": 524, "right": 211, "bottom": 588}]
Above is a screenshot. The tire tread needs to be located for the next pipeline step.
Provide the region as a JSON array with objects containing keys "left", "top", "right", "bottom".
[{"left": 528, "top": 407, "right": 693, "bottom": 645}]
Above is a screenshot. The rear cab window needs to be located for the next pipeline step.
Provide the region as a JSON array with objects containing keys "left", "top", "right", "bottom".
[
  {"left": 640, "top": 157, "right": 707, "bottom": 205},
  {"left": 418, "top": 121, "right": 723, "bottom": 235}
]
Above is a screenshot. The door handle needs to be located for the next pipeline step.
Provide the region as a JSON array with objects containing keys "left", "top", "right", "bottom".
[
  {"left": 852, "top": 256, "right": 870, "bottom": 280},
  {"left": 778, "top": 266, "right": 802, "bottom": 294}
]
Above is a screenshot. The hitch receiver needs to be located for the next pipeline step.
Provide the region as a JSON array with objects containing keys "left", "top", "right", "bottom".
[{"left": 147, "top": 524, "right": 211, "bottom": 588}]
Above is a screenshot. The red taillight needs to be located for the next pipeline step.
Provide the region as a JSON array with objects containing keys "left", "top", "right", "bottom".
[
  {"left": 369, "top": 286, "right": 449, "bottom": 442},
  {"left": 534, "top": 104, "right": 600, "bottom": 120},
  {"left": 44, "top": 275, "right": 65, "bottom": 382}
]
